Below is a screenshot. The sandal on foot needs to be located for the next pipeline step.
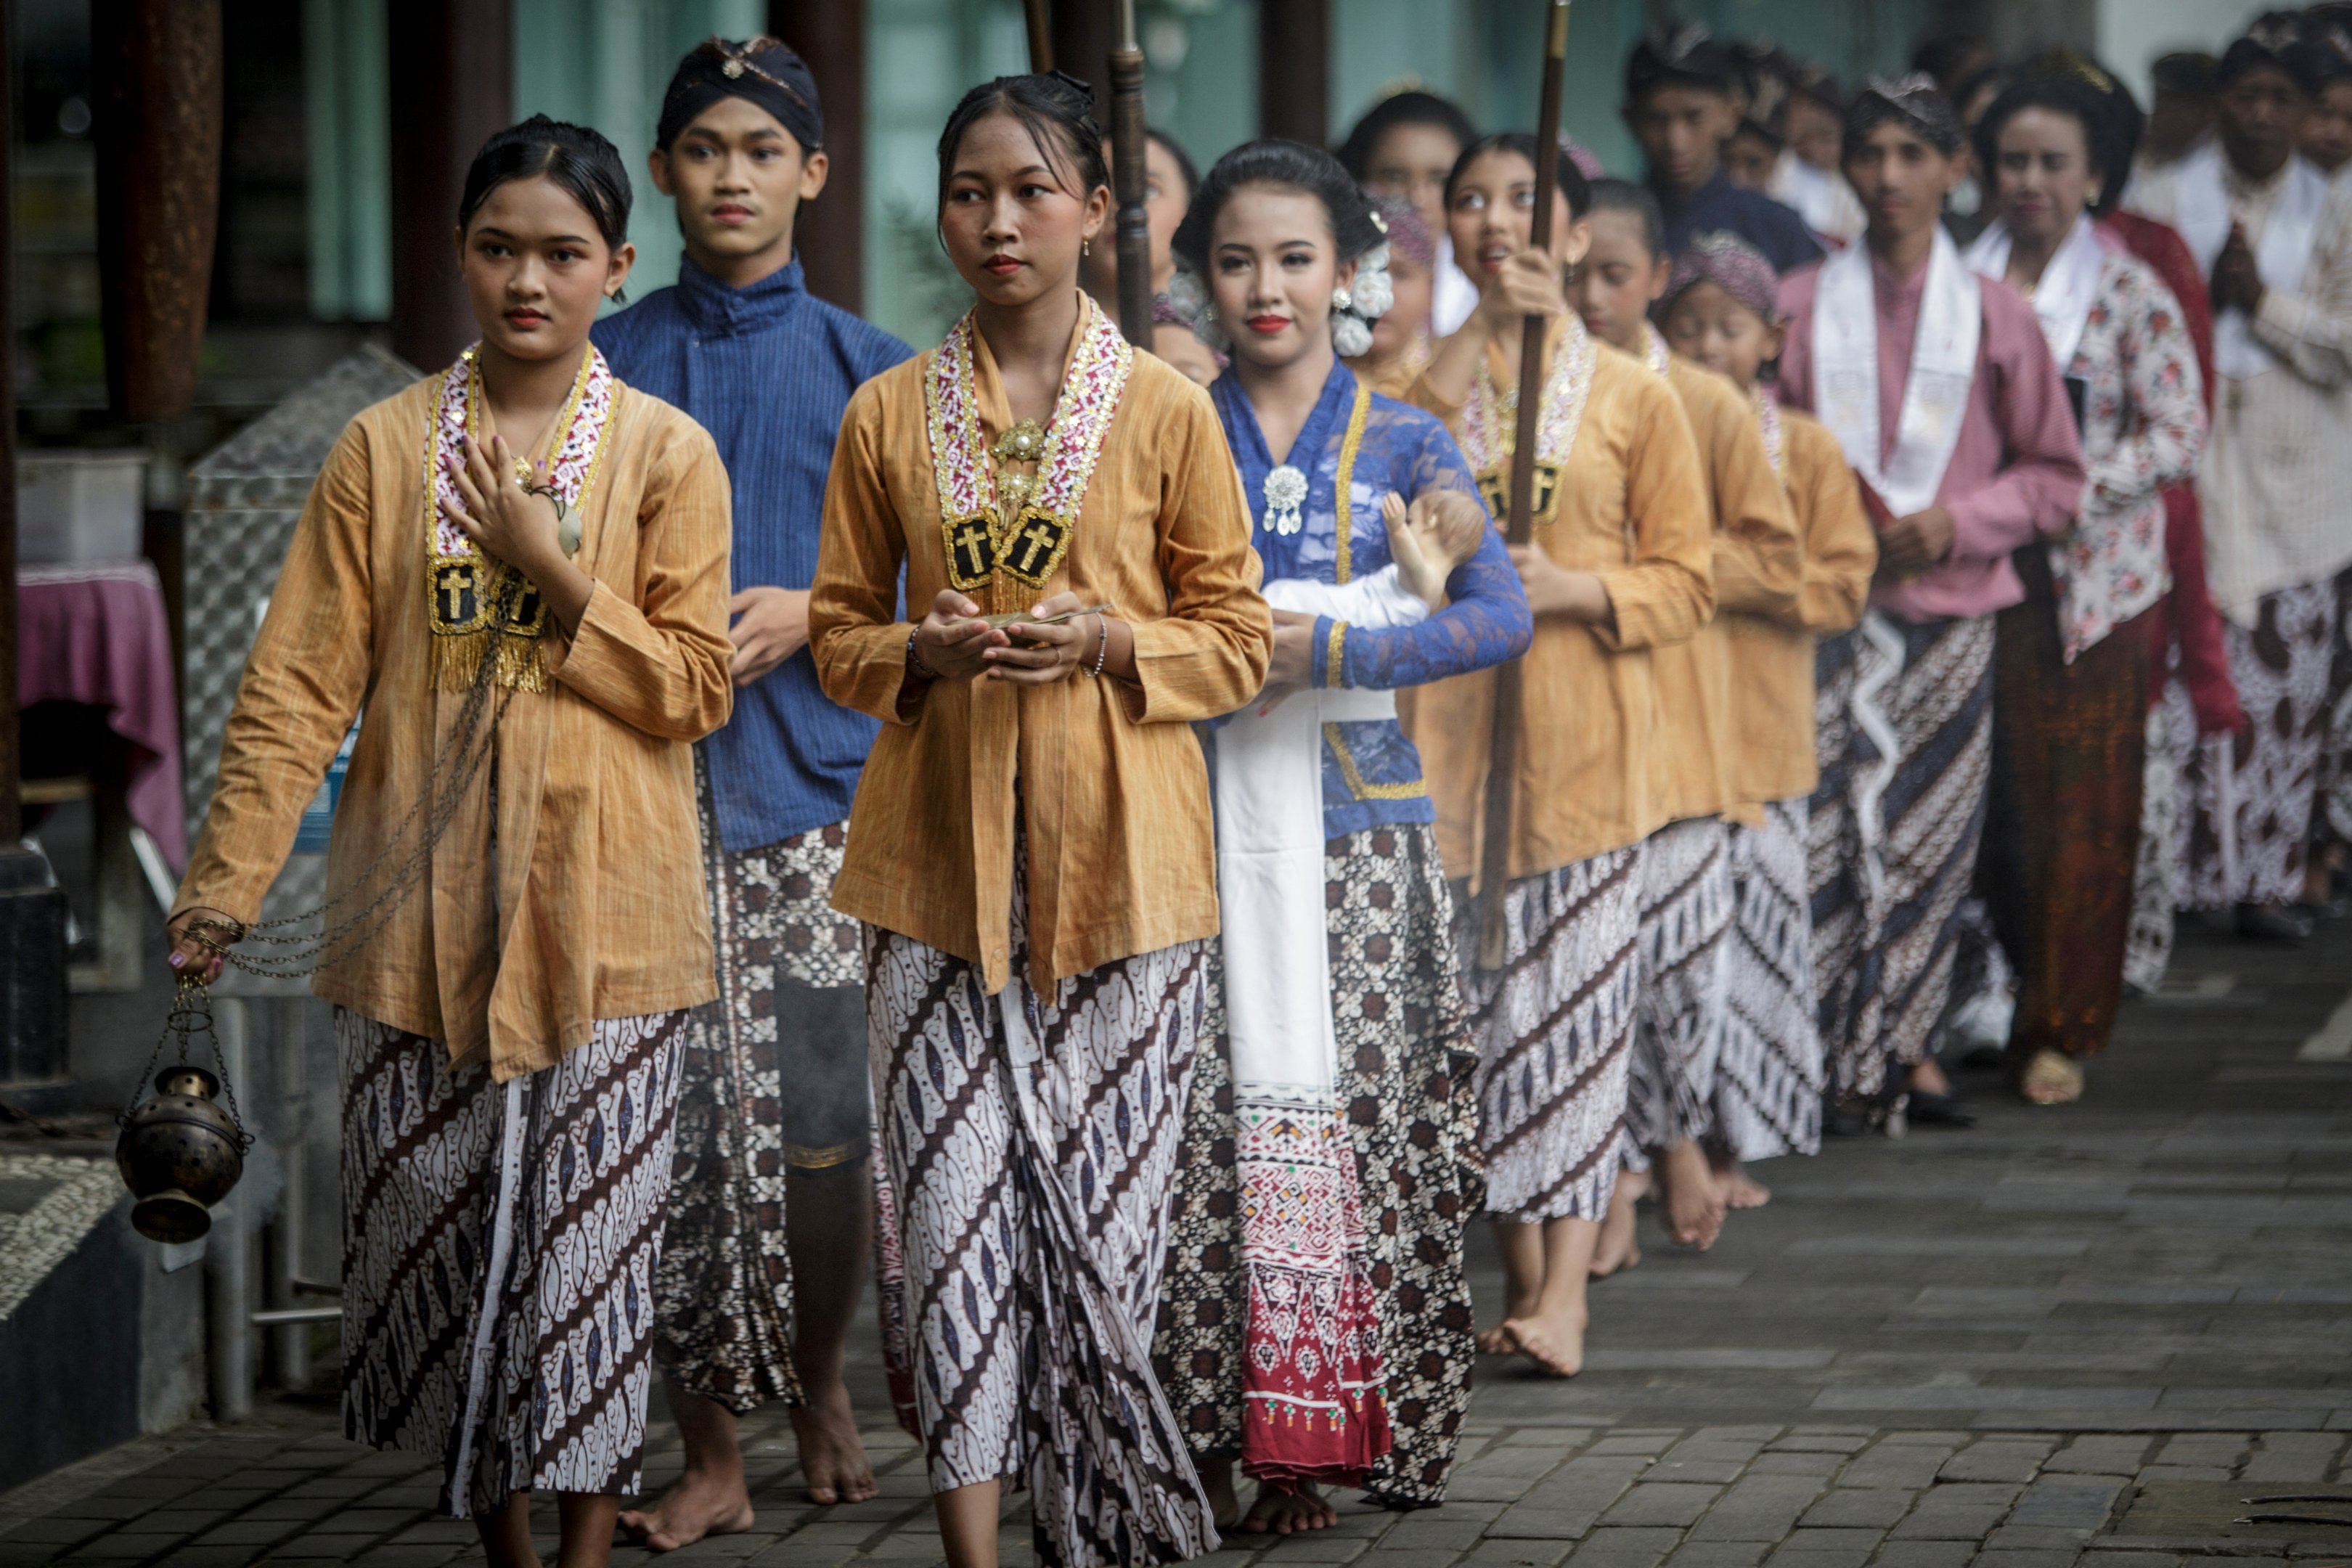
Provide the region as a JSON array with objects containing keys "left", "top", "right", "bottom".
[
  {"left": 2016, "top": 1049, "right": 2083, "bottom": 1106},
  {"left": 1904, "top": 1089, "right": 1977, "bottom": 1127}
]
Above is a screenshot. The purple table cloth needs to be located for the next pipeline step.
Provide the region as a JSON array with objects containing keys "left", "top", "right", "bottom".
[{"left": 19, "top": 560, "right": 186, "bottom": 867}]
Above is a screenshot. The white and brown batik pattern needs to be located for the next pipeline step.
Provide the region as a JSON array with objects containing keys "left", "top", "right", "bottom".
[
  {"left": 866, "top": 865, "right": 1216, "bottom": 1568},
  {"left": 1458, "top": 845, "right": 1644, "bottom": 1225},
  {"left": 1157, "top": 825, "right": 1482, "bottom": 1511},
  {"left": 2126, "top": 701, "right": 2184, "bottom": 994},
  {"left": 1713, "top": 801, "right": 1824, "bottom": 1161},
  {"left": 339, "top": 1008, "right": 685, "bottom": 1518},
  {"left": 2181, "top": 581, "right": 2340, "bottom": 907},
  {"left": 1625, "top": 817, "right": 1734, "bottom": 1156},
  {"left": 1810, "top": 616, "right": 1993, "bottom": 1106},
  {"left": 654, "top": 772, "right": 868, "bottom": 1415}
]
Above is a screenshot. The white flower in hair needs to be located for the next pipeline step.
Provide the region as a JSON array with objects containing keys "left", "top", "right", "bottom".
[
  {"left": 1332, "top": 312, "right": 1374, "bottom": 356},
  {"left": 1352, "top": 241, "right": 1395, "bottom": 320}
]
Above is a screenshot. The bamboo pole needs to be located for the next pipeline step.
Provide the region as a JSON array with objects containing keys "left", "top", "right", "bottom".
[{"left": 1475, "top": 0, "right": 1574, "bottom": 971}]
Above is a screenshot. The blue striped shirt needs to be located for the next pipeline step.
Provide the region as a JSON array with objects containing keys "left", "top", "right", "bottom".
[{"left": 595, "top": 256, "right": 913, "bottom": 852}]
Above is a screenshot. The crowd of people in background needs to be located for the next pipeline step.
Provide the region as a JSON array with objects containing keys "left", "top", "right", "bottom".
[{"left": 158, "top": 10, "right": 2352, "bottom": 1568}]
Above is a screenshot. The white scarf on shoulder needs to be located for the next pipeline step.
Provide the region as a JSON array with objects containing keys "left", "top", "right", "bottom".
[
  {"left": 1964, "top": 213, "right": 2108, "bottom": 372},
  {"left": 1811, "top": 225, "right": 1983, "bottom": 518},
  {"left": 2171, "top": 142, "right": 2328, "bottom": 380}
]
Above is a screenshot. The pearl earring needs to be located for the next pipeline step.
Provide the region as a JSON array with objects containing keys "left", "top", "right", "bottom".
[
  {"left": 1332, "top": 285, "right": 1354, "bottom": 311},
  {"left": 1083, "top": 239, "right": 1091, "bottom": 257}
]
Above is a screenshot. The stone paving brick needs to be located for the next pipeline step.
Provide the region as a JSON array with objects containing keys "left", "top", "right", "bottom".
[
  {"left": 1747, "top": 1455, "right": 1849, "bottom": 1480},
  {"left": 1486, "top": 1507, "right": 1599, "bottom": 1540},
  {"left": 1800, "top": 1492, "right": 1917, "bottom": 1530},
  {"left": 2042, "top": 1439, "right": 2151, "bottom": 1475},
  {"left": 1588, "top": 1439, "right": 1686, "bottom": 1458},
  {"left": 1354, "top": 1552, "right": 1465, "bottom": 1568},
  {"left": 1772, "top": 1438, "right": 1874, "bottom": 1455},
  {"left": 2133, "top": 1466, "right": 2232, "bottom": 1482},
  {"left": 1379, "top": 1516, "right": 1494, "bottom": 1551},
  {"left": 1867, "top": 1543, "right": 1976, "bottom": 1568},
  {"left": 2073, "top": 1555, "right": 2179, "bottom": 1568},
  {"left": 1966, "top": 1552, "right": 2079, "bottom": 1568},
  {"left": 1567, "top": 1527, "right": 1686, "bottom": 1567},
  {"left": 1454, "top": 1539, "right": 1575, "bottom": 1567},
  {"left": 1603, "top": 1485, "right": 1725, "bottom": 1528},
  {"left": 1938, "top": 1444, "right": 2055, "bottom": 1485},
  {"left": 2152, "top": 1435, "right": 2250, "bottom": 1469},
  {"left": 1664, "top": 1543, "right": 1770, "bottom": 1568},
  {"left": 2004, "top": 1479, "right": 2121, "bottom": 1532},
  {"left": 1981, "top": 1526, "right": 2098, "bottom": 1551},
  {"left": 1686, "top": 1477, "right": 1832, "bottom": 1543},
  {"left": 1887, "top": 1485, "right": 2024, "bottom": 1540},
  {"left": 0, "top": 1522, "right": 105, "bottom": 1546},
  {"left": 347, "top": 1549, "right": 464, "bottom": 1568},
  {"left": 2239, "top": 1434, "right": 2345, "bottom": 1482},
  {"left": 52, "top": 1535, "right": 173, "bottom": 1559},
  {"left": 1840, "top": 1445, "right": 1960, "bottom": 1492}
]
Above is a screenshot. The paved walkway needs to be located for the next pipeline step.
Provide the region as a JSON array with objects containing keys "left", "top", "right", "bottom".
[{"left": 3, "top": 918, "right": 2348, "bottom": 1568}]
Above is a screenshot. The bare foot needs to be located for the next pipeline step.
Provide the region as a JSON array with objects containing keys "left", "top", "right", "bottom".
[
  {"left": 1656, "top": 1140, "right": 1725, "bottom": 1249},
  {"left": 1503, "top": 1308, "right": 1587, "bottom": 1378},
  {"left": 1200, "top": 1457, "right": 1241, "bottom": 1532},
  {"left": 1592, "top": 1172, "right": 1647, "bottom": 1278},
  {"left": 1714, "top": 1159, "right": 1771, "bottom": 1209},
  {"left": 789, "top": 1380, "right": 877, "bottom": 1505},
  {"left": 2016, "top": 1048, "right": 2084, "bottom": 1106},
  {"left": 1241, "top": 1482, "right": 1336, "bottom": 1535},
  {"left": 1477, "top": 1323, "right": 1516, "bottom": 1354},
  {"left": 1909, "top": 1057, "right": 1953, "bottom": 1097},
  {"left": 617, "top": 1466, "right": 756, "bottom": 1553}
]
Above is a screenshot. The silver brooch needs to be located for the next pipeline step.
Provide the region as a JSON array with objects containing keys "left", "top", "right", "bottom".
[{"left": 1262, "top": 465, "right": 1308, "bottom": 536}]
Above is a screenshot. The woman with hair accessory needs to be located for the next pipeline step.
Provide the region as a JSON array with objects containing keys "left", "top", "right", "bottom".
[
  {"left": 167, "top": 117, "right": 735, "bottom": 1568},
  {"left": 1659, "top": 229, "right": 1876, "bottom": 1206},
  {"left": 2126, "top": 17, "right": 2352, "bottom": 944},
  {"left": 808, "top": 72, "right": 1272, "bottom": 1568},
  {"left": 1775, "top": 75, "right": 2085, "bottom": 1132},
  {"left": 1403, "top": 132, "right": 1714, "bottom": 1379},
  {"left": 1155, "top": 138, "right": 1527, "bottom": 1535},
  {"left": 1340, "top": 89, "right": 1483, "bottom": 335},
  {"left": 1962, "top": 76, "right": 2207, "bottom": 1104}
]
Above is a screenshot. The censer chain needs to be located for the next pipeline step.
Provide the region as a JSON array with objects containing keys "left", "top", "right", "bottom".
[{"left": 184, "top": 573, "right": 542, "bottom": 984}]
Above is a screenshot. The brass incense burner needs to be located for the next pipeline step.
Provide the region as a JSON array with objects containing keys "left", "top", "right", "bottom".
[{"left": 116, "top": 977, "right": 252, "bottom": 1243}]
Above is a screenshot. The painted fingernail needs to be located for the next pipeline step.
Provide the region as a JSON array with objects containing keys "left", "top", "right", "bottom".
[{"left": 169, "top": 953, "right": 184, "bottom": 968}]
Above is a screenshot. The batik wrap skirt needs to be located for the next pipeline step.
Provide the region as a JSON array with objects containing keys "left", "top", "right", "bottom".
[
  {"left": 1981, "top": 578, "right": 2149, "bottom": 1061},
  {"left": 1157, "top": 823, "right": 1482, "bottom": 1510},
  {"left": 1625, "top": 817, "right": 1734, "bottom": 1156},
  {"left": 1808, "top": 614, "right": 1995, "bottom": 1103},
  {"left": 1712, "top": 801, "right": 1823, "bottom": 1161},
  {"left": 339, "top": 1008, "right": 686, "bottom": 1518},
  {"left": 1456, "top": 844, "right": 1644, "bottom": 1225},
  {"left": 654, "top": 764, "right": 870, "bottom": 1413},
  {"left": 2181, "top": 581, "right": 2340, "bottom": 907},
  {"left": 865, "top": 847, "right": 1216, "bottom": 1568}
]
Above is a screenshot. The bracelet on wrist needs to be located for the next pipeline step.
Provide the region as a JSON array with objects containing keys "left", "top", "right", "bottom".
[
  {"left": 907, "top": 629, "right": 939, "bottom": 682},
  {"left": 1082, "top": 613, "right": 1111, "bottom": 678}
]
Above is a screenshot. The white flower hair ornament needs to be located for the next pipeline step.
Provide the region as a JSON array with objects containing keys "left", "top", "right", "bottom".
[
  {"left": 1332, "top": 238, "right": 1392, "bottom": 357},
  {"left": 1166, "top": 265, "right": 1229, "bottom": 351}
]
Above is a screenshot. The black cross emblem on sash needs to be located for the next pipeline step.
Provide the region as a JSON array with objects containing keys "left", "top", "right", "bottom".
[
  {"left": 1005, "top": 515, "right": 1066, "bottom": 582},
  {"left": 943, "top": 515, "right": 997, "bottom": 591},
  {"left": 1476, "top": 461, "right": 1564, "bottom": 529},
  {"left": 436, "top": 564, "right": 478, "bottom": 627}
]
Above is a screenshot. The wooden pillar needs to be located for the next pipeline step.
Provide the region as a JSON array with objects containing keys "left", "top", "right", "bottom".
[
  {"left": 773, "top": 0, "right": 867, "bottom": 312},
  {"left": 1258, "top": 0, "right": 1330, "bottom": 148},
  {"left": 388, "top": 0, "right": 513, "bottom": 370},
  {"left": 91, "top": 0, "right": 224, "bottom": 423},
  {"left": 1052, "top": 1, "right": 1117, "bottom": 119}
]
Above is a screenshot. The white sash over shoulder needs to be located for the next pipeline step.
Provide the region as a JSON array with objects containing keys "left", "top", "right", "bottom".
[
  {"left": 1964, "top": 213, "right": 2108, "bottom": 372},
  {"left": 1214, "top": 571, "right": 1420, "bottom": 1098},
  {"left": 1811, "top": 224, "right": 1983, "bottom": 518},
  {"left": 2172, "top": 142, "right": 2328, "bottom": 380}
]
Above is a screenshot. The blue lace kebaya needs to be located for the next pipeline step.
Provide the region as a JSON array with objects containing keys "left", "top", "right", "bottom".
[{"left": 1211, "top": 357, "right": 1532, "bottom": 839}]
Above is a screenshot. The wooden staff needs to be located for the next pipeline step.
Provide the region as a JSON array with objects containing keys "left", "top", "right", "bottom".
[
  {"left": 1024, "top": 0, "right": 1053, "bottom": 71},
  {"left": 1108, "top": 0, "right": 1151, "bottom": 346},
  {"left": 1476, "top": 0, "right": 1573, "bottom": 971}
]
